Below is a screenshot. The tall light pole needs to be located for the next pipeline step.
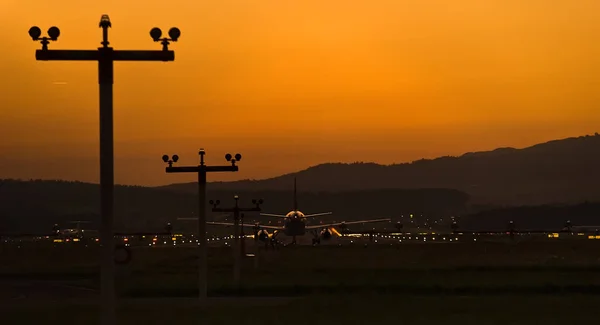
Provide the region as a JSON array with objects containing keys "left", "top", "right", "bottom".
[
  {"left": 210, "top": 196, "right": 263, "bottom": 286},
  {"left": 28, "top": 15, "right": 180, "bottom": 325},
  {"left": 162, "top": 149, "right": 241, "bottom": 301}
]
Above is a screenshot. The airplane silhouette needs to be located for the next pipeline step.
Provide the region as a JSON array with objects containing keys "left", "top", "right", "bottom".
[{"left": 206, "top": 177, "right": 391, "bottom": 245}]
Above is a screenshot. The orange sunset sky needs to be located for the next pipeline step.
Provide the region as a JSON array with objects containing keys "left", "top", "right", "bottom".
[{"left": 0, "top": 0, "right": 599, "bottom": 186}]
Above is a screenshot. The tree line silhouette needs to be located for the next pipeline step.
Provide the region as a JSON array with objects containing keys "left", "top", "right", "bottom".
[{"left": 0, "top": 179, "right": 468, "bottom": 233}]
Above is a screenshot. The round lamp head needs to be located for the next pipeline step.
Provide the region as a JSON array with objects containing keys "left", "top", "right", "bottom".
[
  {"left": 150, "top": 27, "right": 162, "bottom": 41},
  {"left": 225, "top": 154, "right": 232, "bottom": 161},
  {"left": 168, "top": 27, "right": 181, "bottom": 41},
  {"left": 234, "top": 153, "right": 242, "bottom": 161},
  {"left": 172, "top": 155, "right": 179, "bottom": 163},
  {"left": 28, "top": 26, "right": 42, "bottom": 40},
  {"left": 162, "top": 155, "right": 169, "bottom": 162},
  {"left": 47, "top": 26, "right": 60, "bottom": 40},
  {"left": 209, "top": 200, "right": 214, "bottom": 205}
]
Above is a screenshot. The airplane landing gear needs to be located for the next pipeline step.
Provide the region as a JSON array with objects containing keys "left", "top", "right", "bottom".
[{"left": 311, "top": 230, "right": 321, "bottom": 246}]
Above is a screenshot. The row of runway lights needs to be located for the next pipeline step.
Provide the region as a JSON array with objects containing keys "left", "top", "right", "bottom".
[
  {"left": 5, "top": 233, "right": 600, "bottom": 246},
  {"left": 5, "top": 234, "right": 475, "bottom": 246},
  {"left": 3, "top": 234, "right": 466, "bottom": 245}
]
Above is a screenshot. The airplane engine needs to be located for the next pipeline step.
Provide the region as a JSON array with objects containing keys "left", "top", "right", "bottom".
[
  {"left": 320, "top": 228, "right": 332, "bottom": 240},
  {"left": 256, "top": 229, "right": 270, "bottom": 242}
]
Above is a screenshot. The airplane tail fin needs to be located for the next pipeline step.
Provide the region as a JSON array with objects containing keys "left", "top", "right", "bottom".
[{"left": 293, "top": 177, "right": 298, "bottom": 211}]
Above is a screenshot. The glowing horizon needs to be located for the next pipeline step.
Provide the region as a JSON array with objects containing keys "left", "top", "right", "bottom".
[{"left": 1, "top": 1, "right": 599, "bottom": 186}]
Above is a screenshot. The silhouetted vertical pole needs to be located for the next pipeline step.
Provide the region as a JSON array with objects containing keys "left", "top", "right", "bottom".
[
  {"left": 233, "top": 208, "right": 241, "bottom": 285},
  {"left": 254, "top": 237, "right": 260, "bottom": 270},
  {"left": 210, "top": 197, "right": 262, "bottom": 288},
  {"left": 198, "top": 168, "right": 207, "bottom": 301},
  {"left": 164, "top": 150, "right": 242, "bottom": 302},
  {"left": 28, "top": 17, "right": 179, "bottom": 325},
  {"left": 98, "top": 42, "right": 116, "bottom": 325},
  {"left": 240, "top": 213, "right": 246, "bottom": 257}
]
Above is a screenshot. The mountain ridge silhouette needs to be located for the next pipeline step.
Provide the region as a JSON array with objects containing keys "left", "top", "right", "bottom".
[{"left": 157, "top": 133, "right": 600, "bottom": 205}]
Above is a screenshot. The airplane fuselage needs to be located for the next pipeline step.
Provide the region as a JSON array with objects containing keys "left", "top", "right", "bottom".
[{"left": 282, "top": 211, "right": 307, "bottom": 236}]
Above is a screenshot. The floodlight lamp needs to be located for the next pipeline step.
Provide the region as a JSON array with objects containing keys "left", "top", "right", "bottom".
[
  {"left": 150, "top": 27, "right": 162, "bottom": 41},
  {"left": 252, "top": 199, "right": 257, "bottom": 204},
  {"left": 216, "top": 200, "right": 220, "bottom": 205},
  {"left": 258, "top": 199, "right": 264, "bottom": 205},
  {"left": 47, "top": 26, "right": 60, "bottom": 41},
  {"left": 28, "top": 26, "right": 42, "bottom": 40},
  {"left": 209, "top": 200, "right": 214, "bottom": 205},
  {"left": 162, "top": 155, "right": 169, "bottom": 162},
  {"left": 234, "top": 195, "right": 239, "bottom": 200},
  {"left": 168, "top": 27, "right": 181, "bottom": 41},
  {"left": 199, "top": 148, "right": 205, "bottom": 155},
  {"left": 225, "top": 154, "right": 232, "bottom": 161},
  {"left": 172, "top": 155, "right": 179, "bottom": 163},
  {"left": 234, "top": 153, "right": 242, "bottom": 161}
]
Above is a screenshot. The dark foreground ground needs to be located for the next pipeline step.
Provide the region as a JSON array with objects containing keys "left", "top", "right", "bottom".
[
  {"left": 2, "top": 238, "right": 600, "bottom": 324},
  {"left": 3, "top": 295, "right": 600, "bottom": 324},
  {"left": 4, "top": 238, "right": 600, "bottom": 295}
]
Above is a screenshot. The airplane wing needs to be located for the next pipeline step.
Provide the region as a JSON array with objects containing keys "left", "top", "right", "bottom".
[
  {"left": 206, "top": 221, "right": 283, "bottom": 231},
  {"left": 306, "top": 218, "right": 391, "bottom": 230},
  {"left": 259, "top": 213, "right": 288, "bottom": 218},
  {"left": 304, "top": 212, "right": 333, "bottom": 218}
]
